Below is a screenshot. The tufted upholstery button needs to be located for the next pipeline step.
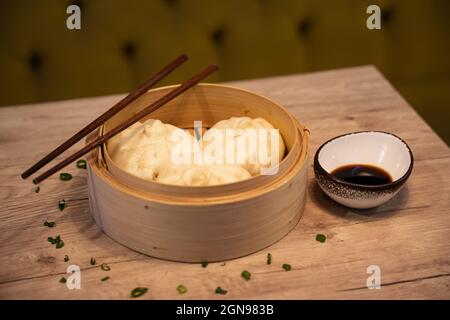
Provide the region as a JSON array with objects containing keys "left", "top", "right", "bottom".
[
  {"left": 381, "top": 7, "right": 395, "bottom": 25},
  {"left": 211, "top": 27, "right": 226, "bottom": 46},
  {"left": 122, "top": 42, "right": 137, "bottom": 60},
  {"left": 297, "top": 18, "right": 312, "bottom": 37},
  {"left": 28, "top": 51, "right": 43, "bottom": 72}
]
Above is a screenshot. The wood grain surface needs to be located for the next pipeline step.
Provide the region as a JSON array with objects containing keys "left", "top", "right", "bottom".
[{"left": 0, "top": 66, "right": 449, "bottom": 299}]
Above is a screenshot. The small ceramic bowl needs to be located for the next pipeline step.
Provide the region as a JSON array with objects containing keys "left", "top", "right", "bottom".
[{"left": 314, "top": 131, "right": 413, "bottom": 209}]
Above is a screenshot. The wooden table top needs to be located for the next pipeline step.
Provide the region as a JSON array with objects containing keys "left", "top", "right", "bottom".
[{"left": 1, "top": 66, "right": 449, "bottom": 300}]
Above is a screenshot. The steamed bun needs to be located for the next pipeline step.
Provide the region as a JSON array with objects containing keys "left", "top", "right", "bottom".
[
  {"left": 107, "top": 119, "right": 198, "bottom": 180},
  {"left": 108, "top": 117, "right": 285, "bottom": 186},
  {"left": 202, "top": 117, "right": 285, "bottom": 175},
  {"left": 156, "top": 164, "right": 251, "bottom": 186}
]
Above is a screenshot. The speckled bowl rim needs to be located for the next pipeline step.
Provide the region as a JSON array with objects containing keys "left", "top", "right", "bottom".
[{"left": 314, "top": 131, "right": 414, "bottom": 191}]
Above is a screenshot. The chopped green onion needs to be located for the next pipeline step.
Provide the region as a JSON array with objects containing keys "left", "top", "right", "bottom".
[
  {"left": 59, "top": 277, "right": 67, "bottom": 283},
  {"left": 282, "top": 264, "right": 292, "bottom": 271},
  {"left": 316, "top": 234, "right": 327, "bottom": 243},
  {"left": 130, "top": 287, "right": 148, "bottom": 298},
  {"left": 48, "top": 235, "right": 64, "bottom": 249},
  {"left": 241, "top": 270, "right": 251, "bottom": 281},
  {"left": 59, "top": 173, "right": 72, "bottom": 181},
  {"left": 267, "top": 253, "right": 272, "bottom": 265},
  {"left": 43, "top": 220, "right": 56, "bottom": 228},
  {"left": 76, "top": 159, "right": 87, "bottom": 169},
  {"left": 101, "top": 276, "right": 110, "bottom": 282},
  {"left": 100, "top": 263, "right": 111, "bottom": 271},
  {"left": 201, "top": 261, "right": 208, "bottom": 268},
  {"left": 58, "top": 199, "right": 67, "bottom": 211},
  {"left": 64, "top": 255, "right": 69, "bottom": 262},
  {"left": 47, "top": 235, "right": 58, "bottom": 244},
  {"left": 177, "top": 284, "right": 188, "bottom": 294},
  {"left": 215, "top": 287, "right": 228, "bottom": 295},
  {"left": 35, "top": 186, "right": 40, "bottom": 193},
  {"left": 90, "top": 257, "right": 96, "bottom": 265}
]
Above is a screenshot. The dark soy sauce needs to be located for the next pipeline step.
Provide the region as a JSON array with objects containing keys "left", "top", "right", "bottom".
[{"left": 331, "top": 164, "right": 392, "bottom": 186}]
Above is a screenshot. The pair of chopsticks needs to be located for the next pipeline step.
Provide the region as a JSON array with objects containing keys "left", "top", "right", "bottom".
[{"left": 22, "top": 54, "right": 218, "bottom": 184}]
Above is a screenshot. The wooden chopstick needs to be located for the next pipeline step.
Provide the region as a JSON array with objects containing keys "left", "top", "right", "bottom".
[
  {"left": 21, "top": 54, "right": 188, "bottom": 180},
  {"left": 32, "top": 64, "right": 219, "bottom": 185}
]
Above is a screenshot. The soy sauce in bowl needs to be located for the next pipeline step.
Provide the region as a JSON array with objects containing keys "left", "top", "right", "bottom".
[{"left": 331, "top": 164, "right": 392, "bottom": 186}]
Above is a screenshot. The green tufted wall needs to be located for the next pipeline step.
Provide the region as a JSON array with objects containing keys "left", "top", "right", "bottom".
[{"left": 0, "top": 0, "right": 449, "bottom": 143}]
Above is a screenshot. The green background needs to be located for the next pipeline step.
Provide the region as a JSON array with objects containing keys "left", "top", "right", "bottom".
[{"left": 1, "top": 0, "right": 449, "bottom": 144}]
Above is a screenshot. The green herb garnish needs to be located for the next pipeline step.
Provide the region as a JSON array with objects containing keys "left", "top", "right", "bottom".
[
  {"left": 47, "top": 236, "right": 57, "bottom": 244},
  {"left": 59, "top": 173, "right": 73, "bottom": 181},
  {"left": 64, "top": 255, "right": 69, "bottom": 262},
  {"left": 90, "top": 257, "right": 96, "bottom": 265},
  {"left": 130, "top": 287, "right": 148, "bottom": 298},
  {"left": 177, "top": 284, "right": 188, "bottom": 294},
  {"left": 76, "top": 159, "right": 87, "bottom": 169},
  {"left": 58, "top": 199, "right": 67, "bottom": 211},
  {"left": 267, "top": 253, "right": 272, "bottom": 265},
  {"left": 56, "top": 240, "right": 65, "bottom": 249},
  {"left": 201, "top": 261, "right": 208, "bottom": 268},
  {"left": 215, "top": 287, "right": 228, "bottom": 295},
  {"left": 48, "top": 235, "right": 64, "bottom": 249},
  {"left": 43, "top": 220, "right": 56, "bottom": 228},
  {"left": 100, "top": 263, "right": 111, "bottom": 271},
  {"left": 316, "top": 234, "right": 327, "bottom": 243},
  {"left": 59, "top": 277, "right": 67, "bottom": 283},
  {"left": 101, "top": 276, "right": 110, "bottom": 282},
  {"left": 282, "top": 263, "right": 292, "bottom": 271},
  {"left": 241, "top": 270, "right": 251, "bottom": 281},
  {"left": 35, "top": 186, "right": 40, "bottom": 193}
]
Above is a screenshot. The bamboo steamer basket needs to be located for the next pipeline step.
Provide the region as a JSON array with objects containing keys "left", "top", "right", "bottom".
[{"left": 86, "top": 83, "right": 309, "bottom": 262}]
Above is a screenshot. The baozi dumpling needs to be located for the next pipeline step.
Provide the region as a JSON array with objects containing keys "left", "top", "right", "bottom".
[
  {"left": 156, "top": 164, "right": 251, "bottom": 186},
  {"left": 107, "top": 119, "right": 199, "bottom": 180},
  {"left": 202, "top": 117, "right": 285, "bottom": 175}
]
